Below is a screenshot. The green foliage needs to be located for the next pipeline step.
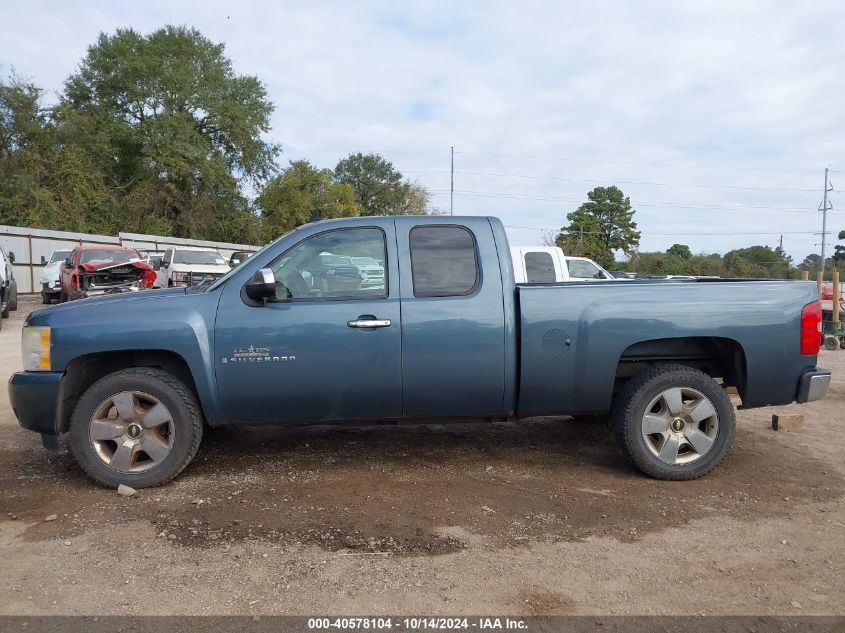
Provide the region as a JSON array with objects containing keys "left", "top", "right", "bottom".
[
  {"left": 834, "top": 230, "right": 845, "bottom": 263},
  {"left": 666, "top": 243, "right": 692, "bottom": 259},
  {"left": 257, "top": 160, "right": 362, "bottom": 240},
  {"left": 1, "top": 26, "right": 279, "bottom": 241},
  {"left": 334, "top": 153, "right": 430, "bottom": 216},
  {"left": 56, "top": 25, "right": 279, "bottom": 238},
  {"left": 632, "top": 244, "right": 795, "bottom": 279},
  {"left": 555, "top": 186, "right": 640, "bottom": 268}
]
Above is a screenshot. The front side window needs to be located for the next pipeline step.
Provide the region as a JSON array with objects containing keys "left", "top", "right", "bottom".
[
  {"left": 524, "top": 252, "right": 556, "bottom": 283},
  {"left": 270, "top": 228, "right": 387, "bottom": 301},
  {"left": 567, "top": 259, "right": 603, "bottom": 279},
  {"left": 410, "top": 225, "right": 478, "bottom": 297},
  {"left": 50, "top": 250, "right": 71, "bottom": 264}
]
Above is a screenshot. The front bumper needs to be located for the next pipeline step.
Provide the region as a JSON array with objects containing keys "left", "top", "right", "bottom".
[
  {"left": 8, "top": 371, "right": 63, "bottom": 435},
  {"left": 797, "top": 369, "right": 831, "bottom": 404}
]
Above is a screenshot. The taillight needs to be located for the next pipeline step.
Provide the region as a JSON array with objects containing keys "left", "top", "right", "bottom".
[{"left": 800, "top": 300, "right": 822, "bottom": 355}]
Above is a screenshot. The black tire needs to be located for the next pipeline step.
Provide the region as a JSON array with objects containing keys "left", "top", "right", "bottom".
[
  {"left": 59, "top": 289, "right": 67, "bottom": 303},
  {"left": 69, "top": 368, "right": 203, "bottom": 488},
  {"left": 8, "top": 280, "right": 17, "bottom": 311},
  {"left": 41, "top": 291, "right": 51, "bottom": 304},
  {"left": 611, "top": 364, "right": 735, "bottom": 480},
  {"left": 1, "top": 294, "right": 8, "bottom": 318}
]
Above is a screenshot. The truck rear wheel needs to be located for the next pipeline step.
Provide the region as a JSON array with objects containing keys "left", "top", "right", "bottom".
[
  {"left": 611, "top": 364, "right": 735, "bottom": 480},
  {"left": 69, "top": 368, "right": 203, "bottom": 488}
]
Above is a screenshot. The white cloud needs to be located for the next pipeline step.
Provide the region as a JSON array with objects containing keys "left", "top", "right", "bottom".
[{"left": 2, "top": 0, "right": 843, "bottom": 260}]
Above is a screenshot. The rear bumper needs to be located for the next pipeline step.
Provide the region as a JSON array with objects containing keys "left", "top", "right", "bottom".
[
  {"left": 8, "top": 371, "right": 62, "bottom": 435},
  {"left": 797, "top": 369, "right": 831, "bottom": 404}
]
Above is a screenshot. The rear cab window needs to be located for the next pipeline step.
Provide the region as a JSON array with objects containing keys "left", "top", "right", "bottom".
[
  {"left": 409, "top": 225, "right": 479, "bottom": 297},
  {"left": 524, "top": 251, "right": 556, "bottom": 283}
]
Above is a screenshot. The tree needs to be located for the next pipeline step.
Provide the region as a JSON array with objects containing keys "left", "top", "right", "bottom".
[
  {"left": 800, "top": 253, "right": 822, "bottom": 270},
  {"left": 257, "top": 160, "right": 362, "bottom": 239},
  {"left": 666, "top": 243, "right": 692, "bottom": 259},
  {"left": 834, "top": 230, "right": 845, "bottom": 269},
  {"left": 555, "top": 186, "right": 640, "bottom": 268},
  {"left": 56, "top": 25, "right": 279, "bottom": 240},
  {"left": 334, "top": 153, "right": 429, "bottom": 216}
]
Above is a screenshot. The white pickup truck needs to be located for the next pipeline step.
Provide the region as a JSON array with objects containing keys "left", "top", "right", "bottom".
[
  {"left": 159, "top": 248, "right": 231, "bottom": 287},
  {"left": 510, "top": 246, "right": 617, "bottom": 283}
]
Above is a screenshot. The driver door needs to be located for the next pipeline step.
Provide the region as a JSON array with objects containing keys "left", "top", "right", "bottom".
[{"left": 213, "top": 221, "right": 402, "bottom": 424}]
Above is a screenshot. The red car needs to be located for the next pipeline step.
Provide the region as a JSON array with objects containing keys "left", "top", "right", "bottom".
[{"left": 59, "top": 246, "right": 157, "bottom": 302}]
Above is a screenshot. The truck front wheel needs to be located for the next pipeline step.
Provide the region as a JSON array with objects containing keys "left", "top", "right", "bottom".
[
  {"left": 611, "top": 364, "right": 735, "bottom": 480},
  {"left": 69, "top": 368, "right": 203, "bottom": 488}
]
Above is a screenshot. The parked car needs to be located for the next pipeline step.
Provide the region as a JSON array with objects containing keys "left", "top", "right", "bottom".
[
  {"left": 10, "top": 215, "right": 829, "bottom": 488},
  {"left": 59, "top": 246, "right": 156, "bottom": 301},
  {"left": 40, "top": 249, "right": 72, "bottom": 303},
  {"left": 228, "top": 251, "right": 252, "bottom": 267},
  {"left": 349, "top": 256, "right": 385, "bottom": 288},
  {"left": 136, "top": 250, "right": 166, "bottom": 288},
  {"left": 161, "top": 248, "right": 230, "bottom": 287},
  {"left": 511, "top": 246, "right": 617, "bottom": 282},
  {"left": 0, "top": 244, "right": 18, "bottom": 322}
]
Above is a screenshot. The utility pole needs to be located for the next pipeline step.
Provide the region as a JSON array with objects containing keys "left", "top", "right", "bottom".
[
  {"left": 450, "top": 146, "right": 454, "bottom": 216},
  {"left": 820, "top": 167, "right": 833, "bottom": 279}
]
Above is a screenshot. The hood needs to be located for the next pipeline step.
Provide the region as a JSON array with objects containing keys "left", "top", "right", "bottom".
[
  {"left": 27, "top": 287, "right": 189, "bottom": 324},
  {"left": 169, "top": 263, "right": 231, "bottom": 274},
  {"left": 40, "top": 260, "right": 63, "bottom": 282},
  {"left": 81, "top": 258, "right": 153, "bottom": 273}
]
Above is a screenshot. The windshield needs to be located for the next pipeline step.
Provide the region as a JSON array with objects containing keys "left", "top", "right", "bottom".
[
  {"left": 49, "top": 250, "right": 71, "bottom": 264},
  {"left": 173, "top": 250, "right": 227, "bottom": 265},
  {"left": 80, "top": 249, "right": 139, "bottom": 264}
]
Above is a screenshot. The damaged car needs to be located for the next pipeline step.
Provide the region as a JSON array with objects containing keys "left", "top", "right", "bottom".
[{"left": 59, "top": 246, "right": 157, "bottom": 301}]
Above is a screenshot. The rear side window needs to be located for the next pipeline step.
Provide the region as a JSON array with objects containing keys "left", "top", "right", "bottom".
[
  {"left": 524, "top": 252, "right": 556, "bottom": 283},
  {"left": 410, "top": 225, "right": 478, "bottom": 297}
]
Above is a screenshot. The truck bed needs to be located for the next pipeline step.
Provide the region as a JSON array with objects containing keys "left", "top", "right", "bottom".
[{"left": 515, "top": 279, "right": 819, "bottom": 415}]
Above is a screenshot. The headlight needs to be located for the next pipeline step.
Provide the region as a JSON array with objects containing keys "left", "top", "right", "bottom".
[{"left": 22, "top": 326, "right": 51, "bottom": 371}]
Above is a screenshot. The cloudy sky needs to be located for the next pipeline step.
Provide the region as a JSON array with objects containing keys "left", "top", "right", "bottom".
[{"left": 2, "top": 0, "right": 843, "bottom": 261}]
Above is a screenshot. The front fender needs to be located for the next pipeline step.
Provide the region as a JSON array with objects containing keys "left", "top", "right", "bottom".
[{"left": 26, "top": 288, "right": 224, "bottom": 424}]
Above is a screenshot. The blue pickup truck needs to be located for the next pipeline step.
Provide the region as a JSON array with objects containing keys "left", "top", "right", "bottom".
[{"left": 9, "top": 216, "right": 831, "bottom": 487}]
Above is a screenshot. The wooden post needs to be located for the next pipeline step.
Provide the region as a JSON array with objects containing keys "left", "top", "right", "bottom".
[
  {"left": 834, "top": 271, "right": 841, "bottom": 324},
  {"left": 801, "top": 270, "right": 809, "bottom": 281},
  {"left": 817, "top": 272, "right": 824, "bottom": 299}
]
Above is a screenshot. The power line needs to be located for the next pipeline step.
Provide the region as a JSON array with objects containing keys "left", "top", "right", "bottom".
[
  {"left": 454, "top": 170, "right": 819, "bottom": 193},
  {"left": 427, "top": 189, "right": 843, "bottom": 214},
  {"left": 454, "top": 150, "right": 832, "bottom": 174},
  {"left": 503, "top": 225, "right": 819, "bottom": 237}
]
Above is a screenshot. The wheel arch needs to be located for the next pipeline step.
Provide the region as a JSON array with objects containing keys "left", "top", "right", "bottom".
[
  {"left": 614, "top": 336, "right": 748, "bottom": 403},
  {"left": 57, "top": 350, "right": 203, "bottom": 433}
]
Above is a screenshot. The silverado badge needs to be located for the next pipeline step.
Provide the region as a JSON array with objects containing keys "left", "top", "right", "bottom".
[{"left": 221, "top": 345, "right": 295, "bottom": 364}]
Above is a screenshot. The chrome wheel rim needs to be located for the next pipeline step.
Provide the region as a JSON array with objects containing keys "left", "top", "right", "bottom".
[
  {"left": 88, "top": 391, "right": 175, "bottom": 473},
  {"left": 641, "top": 387, "right": 719, "bottom": 465}
]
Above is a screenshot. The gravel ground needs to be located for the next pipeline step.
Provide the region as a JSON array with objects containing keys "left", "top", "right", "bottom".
[{"left": 0, "top": 294, "right": 843, "bottom": 615}]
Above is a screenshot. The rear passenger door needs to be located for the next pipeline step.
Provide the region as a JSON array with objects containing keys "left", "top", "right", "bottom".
[{"left": 396, "top": 218, "right": 506, "bottom": 419}]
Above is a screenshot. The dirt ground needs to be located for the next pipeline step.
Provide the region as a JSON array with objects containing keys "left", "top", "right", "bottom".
[{"left": 0, "top": 294, "right": 843, "bottom": 616}]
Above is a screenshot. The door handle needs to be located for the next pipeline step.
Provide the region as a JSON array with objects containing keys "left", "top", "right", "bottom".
[{"left": 347, "top": 316, "right": 391, "bottom": 329}]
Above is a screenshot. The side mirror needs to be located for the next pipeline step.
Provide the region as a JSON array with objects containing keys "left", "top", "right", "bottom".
[
  {"left": 244, "top": 268, "right": 276, "bottom": 302},
  {"left": 161, "top": 260, "right": 169, "bottom": 268},
  {"left": 8, "top": 252, "right": 15, "bottom": 263},
  {"left": 65, "top": 258, "right": 72, "bottom": 269},
  {"left": 40, "top": 255, "right": 46, "bottom": 265}
]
